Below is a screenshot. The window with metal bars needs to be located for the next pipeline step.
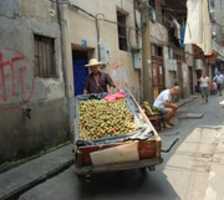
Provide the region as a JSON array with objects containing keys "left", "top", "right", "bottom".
[
  {"left": 34, "top": 34, "right": 56, "bottom": 78},
  {"left": 117, "top": 10, "right": 128, "bottom": 51},
  {"left": 149, "top": 0, "right": 156, "bottom": 9}
]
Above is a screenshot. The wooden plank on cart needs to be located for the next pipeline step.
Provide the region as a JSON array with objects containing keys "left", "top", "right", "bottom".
[{"left": 90, "top": 142, "right": 139, "bottom": 166}]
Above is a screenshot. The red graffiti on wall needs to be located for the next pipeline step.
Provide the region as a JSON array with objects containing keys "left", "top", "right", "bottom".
[{"left": 0, "top": 49, "right": 35, "bottom": 110}]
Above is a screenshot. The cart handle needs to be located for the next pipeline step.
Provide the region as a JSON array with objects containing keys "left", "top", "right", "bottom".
[{"left": 161, "top": 138, "right": 179, "bottom": 153}]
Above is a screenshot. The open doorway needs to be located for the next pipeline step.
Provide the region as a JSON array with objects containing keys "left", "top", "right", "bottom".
[
  {"left": 152, "top": 57, "right": 165, "bottom": 99},
  {"left": 72, "top": 48, "right": 94, "bottom": 95},
  {"left": 177, "top": 60, "right": 184, "bottom": 98},
  {"left": 188, "top": 66, "right": 194, "bottom": 94},
  {"left": 195, "top": 69, "right": 202, "bottom": 93},
  {"left": 151, "top": 44, "right": 165, "bottom": 99},
  {"left": 72, "top": 50, "right": 89, "bottom": 96}
]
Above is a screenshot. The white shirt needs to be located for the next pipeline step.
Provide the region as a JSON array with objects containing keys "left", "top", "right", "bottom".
[
  {"left": 214, "top": 74, "right": 224, "bottom": 84},
  {"left": 153, "top": 89, "right": 171, "bottom": 109},
  {"left": 200, "top": 76, "right": 209, "bottom": 88}
]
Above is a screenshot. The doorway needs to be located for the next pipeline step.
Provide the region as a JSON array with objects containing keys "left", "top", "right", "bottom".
[
  {"left": 152, "top": 56, "right": 165, "bottom": 99},
  {"left": 72, "top": 50, "right": 89, "bottom": 96},
  {"left": 188, "top": 66, "right": 194, "bottom": 94},
  {"left": 195, "top": 69, "right": 202, "bottom": 93},
  {"left": 177, "top": 60, "right": 184, "bottom": 98}
]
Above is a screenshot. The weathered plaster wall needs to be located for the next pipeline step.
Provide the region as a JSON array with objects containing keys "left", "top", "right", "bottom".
[
  {"left": 150, "top": 22, "right": 168, "bottom": 44},
  {"left": 150, "top": 22, "right": 171, "bottom": 91},
  {"left": 185, "top": 44, "right": 199, "bottom": 93},
  {"left": 66, "top": 0, "right": 141, "bottom": 99},
  {"left": 213, "top": 0, "right": 224, "bottom": 43},
  {"left": 182, "top": 63, "right": 191, "bottom": 97},
  {"left": 163, "top": 47, "right": 177, "bottom": 88},
  {"left": 0, "top": 0, "right": 69, "bottom": 164}
]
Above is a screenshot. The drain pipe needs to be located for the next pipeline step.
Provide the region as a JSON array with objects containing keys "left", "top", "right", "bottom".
[
  {"left": 96, "top": 13, "right": 104, "bottom": 61},
  {"left": 96, "top": 15, "right": 101, "bottom": 60},
  {"left": 69, "top": 3, "right": 102, "bottom": 60},
  {"left": 56, "top": 0, "right": 75, "bottom": 140}
]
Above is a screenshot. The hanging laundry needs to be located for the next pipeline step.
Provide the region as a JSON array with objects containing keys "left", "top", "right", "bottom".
[
  {"left": 184, "top": 0, "right": 212, "bottom": 55},
  {"left": 172, "top": 18, "right": 181, "bottom": 40},
  {"left": 179, "top": 24, "right": 186, "bottom": 48}
]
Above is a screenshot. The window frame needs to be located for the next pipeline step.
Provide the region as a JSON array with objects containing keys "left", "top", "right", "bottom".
[
  {"left": 34, "top": 34, "right": 57, "bottom": 78},
  {"left": 117, "top": 8, "right": 129, "bottom": 52}
]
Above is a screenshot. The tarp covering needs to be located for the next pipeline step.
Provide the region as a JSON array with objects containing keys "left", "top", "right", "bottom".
[{"left": 184, "top": 0, "right": 212, "bottom": 55}]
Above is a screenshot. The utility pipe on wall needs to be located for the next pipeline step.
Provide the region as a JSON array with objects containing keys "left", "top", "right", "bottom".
[
  {"left": 96, "top": 13, "right": 105, "bottom": 61},
  {"left": 68, "top": 4, "right": 102, "bottom": 60},
  {"left": 56, "top": 0, "right": 75, "bottom": 139}
]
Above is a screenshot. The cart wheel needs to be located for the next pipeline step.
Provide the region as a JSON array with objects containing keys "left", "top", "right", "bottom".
[
  {"left": 140, "top": 167, "right": 148, "bottom": 175},
  {"left": 148, "top": 166, "right": 155, "bottom": 171},
  {"left": 77, "top": 174, "right": 92, "bottom": 182}
]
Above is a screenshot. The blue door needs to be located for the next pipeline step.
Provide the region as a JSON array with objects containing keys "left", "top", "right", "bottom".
[{"left": 73, "top": 51, "right": 89, "bottom": 96}]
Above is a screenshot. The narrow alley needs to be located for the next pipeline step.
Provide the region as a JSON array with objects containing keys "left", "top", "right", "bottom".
[
  {"left": 17, "top": 95, "right": 224, "bottom": 200},
  {"left": 1, "top": 0, "right": 224, "bottom": 200}
]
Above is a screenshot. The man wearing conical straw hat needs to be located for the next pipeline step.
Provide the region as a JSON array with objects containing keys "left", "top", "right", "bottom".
[{"left": 84, "top": 58, "right": 116, "bottom": 94}]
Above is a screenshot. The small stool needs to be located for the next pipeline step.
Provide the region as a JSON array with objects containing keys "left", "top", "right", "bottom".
[{"left": 149, "top": 114, "right": 162, "bottom": 131}]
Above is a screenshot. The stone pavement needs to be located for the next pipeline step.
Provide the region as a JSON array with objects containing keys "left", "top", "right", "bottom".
[
  {"left": 0, "top": 95, "right": 201, "bottom": 200},
  {"left": 16, "top": 95, "right": 224, "bottom": 200},
  {"left": 18, "top": 127, "right": 224, "bottom": 200},
  {"left": 0, "top": 144, "right": 73, "bottom": 200},
  {"left": 177, "top": 95, "right": 198, "bottom": 108},
  {"left": 159, "top": 95, "right": 224, "bottom": 199},
  {"left": 163, "top": 126, "right": 224, "bottom": 200},
  {"left": 13, "top": 95, "right": 224, "bottom": 200}
]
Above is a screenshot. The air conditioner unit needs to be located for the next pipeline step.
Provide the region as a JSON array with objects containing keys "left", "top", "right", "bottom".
[
  {"left": 99, "top": 43, "right": 111, "bottom": 65},
  {"left": 131, "top": 48, "right": 142, "bottom": 70}
]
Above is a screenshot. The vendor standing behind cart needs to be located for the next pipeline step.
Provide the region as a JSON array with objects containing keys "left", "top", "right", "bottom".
[{"left": 84, "top": 58, "right": 116, "bottom": 94}]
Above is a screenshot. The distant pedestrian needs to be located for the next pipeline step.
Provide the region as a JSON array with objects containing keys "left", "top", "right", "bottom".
[
  {"left": 199, "top": 72, "right": 210, "bottom": 103},
  {"left": 213, "top": 72, "right": 224, "bottom": 96},
  {"left": 210, "top": 81, "right": 217, "bottom": 95}
]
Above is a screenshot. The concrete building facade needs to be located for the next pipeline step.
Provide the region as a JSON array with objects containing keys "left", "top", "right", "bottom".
[
  {"left": 0, "top": 0, "right": 142, "bottom": 165},
  {"left": 209, "top": 0, "right": 224, "bottom": 75},
  {"left": 1, "top": 0, "right": 219, "bottom": 166},
  {"left": 150, "top": 0, "right": 195, "bottom": 98},
  {"left": 0, "top": 0, "right": 70, "bottom": 165},
  {"left": 65, "top": 0, "right": 142, "bottom": 99}
]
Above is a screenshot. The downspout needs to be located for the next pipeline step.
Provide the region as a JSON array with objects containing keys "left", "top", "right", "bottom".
[
  {"left": 56, "top": 0, "right": 75, "bottom": 140},
  {"left": 67, "top": 3, "right": 103, "bottom": 61},
  {"left": 133, "top": 0, "right": 140, "bottom": 48},
  {"left": 95, "top": 14, "right": 101, "bottom": 60},
  {"left": 133, "top": 0, "right": 142, "bottom": 101},
  {"left": 67, "top": 4, "right": 102, "bottom": 60}
]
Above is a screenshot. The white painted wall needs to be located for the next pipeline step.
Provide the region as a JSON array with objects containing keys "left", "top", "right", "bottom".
[{"left": 0, "top": 0, "right": 65, "bottom": 106}]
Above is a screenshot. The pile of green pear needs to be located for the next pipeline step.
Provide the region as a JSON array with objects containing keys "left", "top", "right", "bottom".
[{"left": 80, "top": 99, "right": 136, "bottom": 140}]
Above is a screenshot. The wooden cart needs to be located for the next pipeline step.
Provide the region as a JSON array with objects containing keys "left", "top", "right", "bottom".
[{"left": 74, "top": 90, "right": 163, "bottom": 177}]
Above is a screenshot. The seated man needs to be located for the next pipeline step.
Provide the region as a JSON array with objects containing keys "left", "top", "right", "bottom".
[{"left": 153, "top": 84, "right": 180, "bottom": 128}]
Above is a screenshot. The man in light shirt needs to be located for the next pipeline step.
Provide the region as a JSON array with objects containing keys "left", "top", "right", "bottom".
[
  {"left": 213, "top": 72, "right": 224, "bottom": 96},
  {"left": 200, "top": 72, "right": 210, "bottom": 103},
  {"left": 153, "top": 84, "right": 180, "bottom": 128}
]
